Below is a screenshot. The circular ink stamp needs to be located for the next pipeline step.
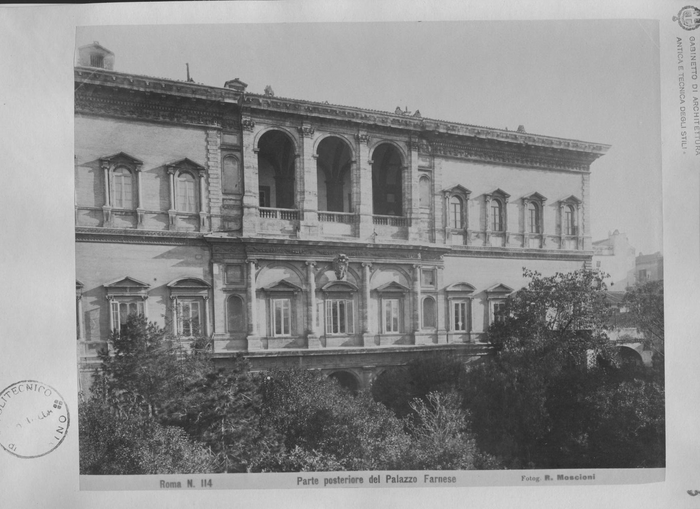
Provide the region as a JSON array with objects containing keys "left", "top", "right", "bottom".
[{"left": 0, "top": 380, "right": 70, "bottom": 458}]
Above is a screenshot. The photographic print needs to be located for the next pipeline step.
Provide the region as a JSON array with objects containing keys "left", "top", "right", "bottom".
[{"left": 72, "top": 20, "right": 664, "bottom": 485}]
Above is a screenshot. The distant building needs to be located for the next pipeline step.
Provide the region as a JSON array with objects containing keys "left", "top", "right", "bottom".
[
  {"left": 592, "top": 230, "right": 636, "bottom": 288},
  {"left": 635, "top": 252, "right": 663, "bottom": 284}
]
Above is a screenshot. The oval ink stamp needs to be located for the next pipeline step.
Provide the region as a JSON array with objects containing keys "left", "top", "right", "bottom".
[{"left": 0, "top": 380, "right": 70, "bottom": 458}]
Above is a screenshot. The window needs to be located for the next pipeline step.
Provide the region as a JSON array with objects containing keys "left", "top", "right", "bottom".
[
  {"left": 450, "top": 196, "right": 463, "bottom": 229},
  {"left": 259, "top": 186, "right": 270, "bottom": 207},
  {"left": 384, "top": 298, "right": 401, "bottom": 333},
  {"left": 421, "top": 268, "right": 436, "bottom": 288},
  {"left": 422, "top": 297, "right": 436, "bottom": 329},
  {"left": 222, "top": 155, "right": 242, "bottom": 195},
  {"left": 492, "top": 301, "right": 506, "bottom": 324},
  {"left": 178, "top": 300, "right": 201, "bottom": 337},
  {"left": 419, "top": 177, "right": 431, "bottom": 208},
  {"left": 491, "top": 199, "right": 503, "bottom": 231},
  {"left": 453, "top": 300, "right": 468, "bottom": 332},
  {"left": 90, "top": 54, "right": 104, "bottom": 68},
  {"left": 326, "top": 299, "right": 354, "bottom": 335},
  {"left": 110, "top": 299, "right": 145, "bottom": 333},
  {"left": 177, "top": 172, "right": 197, "bottom": 213},
  {"left": 272, "top": 298, "right": 292, "bottom": 336},
  {"left": 112, "top": 167, "right": 133, "bottom": 209},
  {"left": 565, "top": 205, "right": 575, "bottom": 235},
  {"left": 528, "top": 202, "right": 540, "bottom": 233},
  {"left": 227, "top": 295, "right": 246, "bottom": 333}
]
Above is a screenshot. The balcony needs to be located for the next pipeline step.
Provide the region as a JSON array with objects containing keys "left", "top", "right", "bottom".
[
  {"left": 372, "top": 214, "right": 410, "bottom": 240},
  {"left": 372, "top": 215, "right": 411, "bottom": 227},
  {"left": 259, "top": 207, "right": 301, "bottom": 221},
  {"left": 319, "top": 211, "right": 357, "bottom": 224}
]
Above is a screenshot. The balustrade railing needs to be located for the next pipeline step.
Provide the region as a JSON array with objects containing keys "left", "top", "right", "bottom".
[
  {"left": 259, "top": 207, "right": 301, "bottom": 220},
  {"left": 318, "top": 211, "right": 357, "bottom": 224},
  {"left": 372, "top": 215, "right": 411, "bottom": 227}
]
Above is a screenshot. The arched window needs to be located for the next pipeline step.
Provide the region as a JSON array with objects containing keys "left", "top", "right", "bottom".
[
  {"left": 112, "top": 167, "right": 133, "bottom": 209},
  {"left": 491, "top": 199, "right": 503, "bottom": 231},
  {"left": 177, "top": 172, "right": 197, "bottom": 213},
  {"left": 422, "top": 297, "right": 437, "bottom": 329},
  {"left": 565, "top": 205, "right": 575, "bottom": 235},
  {"left": 450, "top": 196, "right": 463, "bottom": 229},
  {"left": 227, "top": 295, "right": 246, "bottom": 333},
  {"left": 528, "top": 201, "right": 540, "bottom": 233},
  {"left": 222, "top": 155, "right": 242, "bottom": 195},
  {"left": 419, "top": 177, "right": 431, "bottom": 208}
]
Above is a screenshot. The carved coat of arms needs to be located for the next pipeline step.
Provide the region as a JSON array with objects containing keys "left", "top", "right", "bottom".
[{"left": 333, "top": 254, "right": 349, "bottom": 280}]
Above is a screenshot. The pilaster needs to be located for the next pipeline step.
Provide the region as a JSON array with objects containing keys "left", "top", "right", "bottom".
[
  {"left": 298, "top": 123, "right": 319, "bottom": 238},
  {"left": 306, "top": 261, "right": 322, "bottom": 348},
  {"left": 356, "top": 132, "right": 374, "bottom": 240},
  {"left": 361, "top": 262, "right": 373, "bottom": 346},
  {"left": 407, "top": 138, "right": 421, "bottom": 242},
  {"left": 241, "top": 117, "right": 259, "bottom": 235},
  {"left": 246, "top": 258, "right": 262, "bottom": 350}
]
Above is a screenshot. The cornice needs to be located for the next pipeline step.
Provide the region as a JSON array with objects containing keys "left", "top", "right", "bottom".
[
  {"left": 75, "top": 67, "right": 243, "bottom": 104},
  {"left": 428, "top": 138, "right": 595, "bottom": 173},
  {"left": 76, "top": 227, "right": 208, "bottom": 246},
  {"left": 75, "top": 88, "right": 239, "bottom": 129},
  {"left": 74, "top": 68, "right": 610, "bottom": 162},
  {"left": 227, "top": 342, "right": 493, "bottom": 361}
]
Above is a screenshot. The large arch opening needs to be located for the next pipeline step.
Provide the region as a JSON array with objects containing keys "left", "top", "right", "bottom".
[
  {"left": 316, "top": 136, "right": 353, "bottom": 213},
  {"left": 257, "top": 130, "right": 297, "bottom": 209},
  {"left": 328, "top": 370, "right": 360, "bottom": 394},
  {"left": 371, "top": 144, "right": 404, "bottom": 216},
  {"left": 618, "top": 345, "right": 644, "bottom": 367}
]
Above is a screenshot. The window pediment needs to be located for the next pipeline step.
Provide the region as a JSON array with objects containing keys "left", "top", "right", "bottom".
[
  {"left": 104, "top": 276, "right": 150, "bottom": 298},
  {"left": 523, "top": 192, "right": 547, "bottom": 203},
  {"left": 486, "top": 188, "right": 510, "bottom": 201},
  {"left": 446, "top": 282, "right": 476, "bottom": 295},
  {"left": 263, "top": 279, "right": 302, "bottom": 294},
  {"left": 375, "top": 281, "right": 410, "bottom": 294},
  {"left": 167, "top": 158, "right": 206, "bottom": 175},
  {"left": 560, "top": 195, "right": 581, "bottom": 205},
  {"left": 166, "top": 277, "right": 211, "bottom": 289},
  {"left": 443, "top": 184, "right": 471, "bottom": 197},
  {"left": 100, "top": 152, "right": 143, "bottom": 170},
  {"left": 322, "top": 280, "right": 358, "bottom": 293},
  {"left": 167, "top": 277, "right": 210, "bottom": 299},
  {"left": 485, "top": 283, "right": 514, "bottom": 296}
]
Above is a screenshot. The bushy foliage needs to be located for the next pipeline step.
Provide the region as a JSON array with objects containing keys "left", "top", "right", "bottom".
[
  {"left": 402, "top": 392, "right": 480, "bottom": 470},
  {"left": 623, "top": 280, "right": 664, "bottom": 364},
  {"left": 161, "top": 358, "right": 281, "bottom": 473},
  {"left": 79, "top": 398, "right": 215, "bottom": 475},
  {"left": 371, "top": 352, "right": 466, "bottom": 418},
  {"left": 459, "top": 268, "right": 664, "bottom": 469},
  {"left": 93, "top": 314, "right": 213, "bottom": 418},
  {"left": 258, "top": 369, "right": 410, "bottom": 471}
]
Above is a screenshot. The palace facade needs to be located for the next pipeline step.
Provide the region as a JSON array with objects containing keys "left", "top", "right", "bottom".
[{"left": 75, "top": 43, "right": 610, "bottom": 391}]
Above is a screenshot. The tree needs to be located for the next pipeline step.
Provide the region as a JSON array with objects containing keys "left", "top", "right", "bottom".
[
  {"left": 258, "top": 369, "right": 410, "bottom": 471},
  {"left": 402, "top": 392, "right": 482, "bottom": 470},
  {"left": 371, "top": 351, "right": 466, "bottom": 418},
  {"left": 161, "top": 357, "right": 282, "bottom": 473},
  {"left": 623, "top": 280, "right": 664, "bottom": 364},
  {"left": 93, "top": 314, "right": 213, "bottom": 418},
  {"left": 459, "top": 268, "right": 665, "bottom": 469},
  {"left": 461, "top": 269, "right": 621, "bottom": 468},
  {"left": 79, "top": 398, "right": 215, "bottom": 475}
]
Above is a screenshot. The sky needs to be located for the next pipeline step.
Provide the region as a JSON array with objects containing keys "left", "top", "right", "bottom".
[{"left": 76, "top": 20, "right": 662, "bottom": 255}]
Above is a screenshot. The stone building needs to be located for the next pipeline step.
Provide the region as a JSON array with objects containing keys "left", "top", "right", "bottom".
[
  {"left": 592, "top": 230, "right": 636, "bottom": 289},
  {"left": 635, "top": 251, "right": 664, "bottom": 285},
  {"left": 75, "top": 43, "right": 610, "bottom": 391}
]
